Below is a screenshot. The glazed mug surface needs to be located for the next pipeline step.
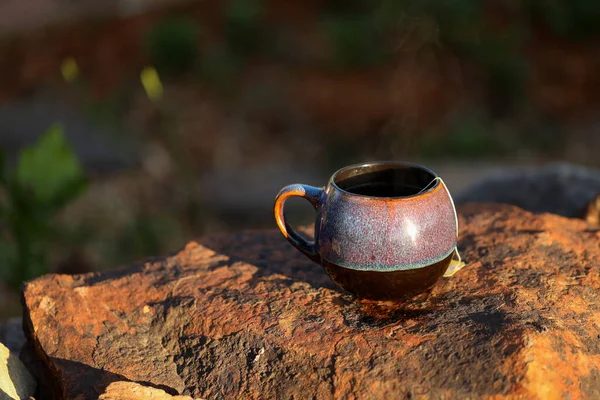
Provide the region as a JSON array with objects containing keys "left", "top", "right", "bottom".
[{"left": 274, "top": 161, "right": 459, "bottom": 301}]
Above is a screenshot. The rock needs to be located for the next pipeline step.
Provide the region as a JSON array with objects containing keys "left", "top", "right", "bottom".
[
  {"left": 21, "top": 204, "right": 600, "bottom": 399},
  {"left": 99, "top": 381, "right": 197, "bottom": 400},
  {"left": 0, "top": 342, "right": 36, "bottom": 400},
  {"left": 0, "top": 318, "right": 26, "bottom": 355},
  {"left": 455, "top": 162, "right": 600, "bottom": 219}
]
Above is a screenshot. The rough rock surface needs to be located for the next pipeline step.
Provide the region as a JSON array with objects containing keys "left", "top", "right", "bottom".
[
  {"left": 0, "top": 342, "right": 36, "bottom": 400},
  {"left": 22, "top": 204, "right": 600, "bottom": 399}
]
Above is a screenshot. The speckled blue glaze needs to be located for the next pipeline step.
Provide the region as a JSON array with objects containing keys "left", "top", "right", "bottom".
[{"left": 316, "top": 175, "right": 457, "bottom": 272}]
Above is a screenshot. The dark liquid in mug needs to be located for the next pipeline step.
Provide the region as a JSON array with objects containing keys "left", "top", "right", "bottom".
[
  {"left": 334, "top": 166, "right": 437, "bottom": 198},
  {"left": 342, "top": 182, "right": 423, "bottom": 197}
]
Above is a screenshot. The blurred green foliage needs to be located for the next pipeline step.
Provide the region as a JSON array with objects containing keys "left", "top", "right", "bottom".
[
  {"left": 324, "top": 0, "right": 372, "bottom": 14},
  {"left": 318, "top": 0, "right": 528, "bottom": 104},
  {"left": 319, "top": 0, "right": 394, "bottom": 69},
  {"left": 470, "top": 31, "right": 530, "bottom": 112},
  {"left": 224, "top": 0, "right": 266, "bottom": 56},
  {"left": 200, "top": 44, "right": 242, "bottom": 89},
  {"left": 380, "top": 0, "right": 482, "bottom": 47},
  {"left": 0, "top": 125, "right": 87, "bottom": 288},
  {"left": 322, "top": 14, "right": 391, "bottom": 68},
  {"left": 147, "top": 17, "right": 200, "bottom": 75},
  {"left": 418, "top": 114, "right": 565, "bottom": 159},
  {"left": 378, "top": 0, "right": 528, "bottom": 109},
  {"left": 419, "top": 117, "right": 506, "bottom": 158},
  {"left": 528, "top": 0, "right": 600, "bottom": 39}
]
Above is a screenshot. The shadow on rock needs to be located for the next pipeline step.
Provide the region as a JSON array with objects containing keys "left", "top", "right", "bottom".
[
  {"left": 198, "top": 230, "right": 341, "bottom": 292},
  {"left": 24, "top": 355, "right": 178, "bottom": 400}
]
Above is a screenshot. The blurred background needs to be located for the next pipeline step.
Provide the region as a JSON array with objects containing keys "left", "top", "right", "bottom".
[{"left": 1, "top": 0, "right": 600, "bottom": 317}]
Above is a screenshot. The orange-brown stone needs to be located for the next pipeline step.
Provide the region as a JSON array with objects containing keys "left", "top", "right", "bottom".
[{"left": 21, "top": 204, "right": 600, "bottom": 399}]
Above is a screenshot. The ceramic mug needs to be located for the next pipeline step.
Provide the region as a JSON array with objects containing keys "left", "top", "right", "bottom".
[{"left": 274, "top": 161, "right": 460, "bottom": 300}]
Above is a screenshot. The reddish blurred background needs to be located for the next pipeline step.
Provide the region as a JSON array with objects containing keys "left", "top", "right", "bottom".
[{"left": 1, "top": 0, "right": 599, "bottom": 316}]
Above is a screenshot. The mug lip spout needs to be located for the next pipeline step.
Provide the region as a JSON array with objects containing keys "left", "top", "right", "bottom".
[{"left": 329, "top": 161, "right": 440, "bottom": 200}]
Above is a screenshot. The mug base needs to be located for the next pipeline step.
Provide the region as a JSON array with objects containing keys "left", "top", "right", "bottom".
[{"left": 323, "top": 252, "right": 453, "bottom": 301}]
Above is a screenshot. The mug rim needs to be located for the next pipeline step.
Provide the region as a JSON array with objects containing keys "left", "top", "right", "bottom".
[{"left": 330, "top": 161, "right": 440, "bottom": 200}]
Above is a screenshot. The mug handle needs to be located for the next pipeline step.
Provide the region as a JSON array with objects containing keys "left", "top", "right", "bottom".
[{"left": 274, "top": 184, "right": 324, "bottom": 263}]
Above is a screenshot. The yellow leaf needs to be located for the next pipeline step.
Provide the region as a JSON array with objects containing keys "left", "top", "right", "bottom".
[
  {"left": 140, "top": 66, "right": 163, "bottom": 102},
  {"left": 61, "top": 57, "right": 79, "bottom": 83}
]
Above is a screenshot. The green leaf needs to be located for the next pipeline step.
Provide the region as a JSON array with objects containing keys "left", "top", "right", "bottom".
[{"left": 15, "top": 124, "right": 86, "bottom": 207}]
